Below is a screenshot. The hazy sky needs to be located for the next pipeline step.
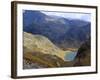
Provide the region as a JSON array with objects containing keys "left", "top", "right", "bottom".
[{"left": 41, "top": 11, "right": 91, "bottom": 22}]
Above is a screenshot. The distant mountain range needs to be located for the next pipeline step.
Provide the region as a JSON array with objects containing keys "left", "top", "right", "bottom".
[{"left": 23, "top": 10, "right": 91, "bottom": 49}]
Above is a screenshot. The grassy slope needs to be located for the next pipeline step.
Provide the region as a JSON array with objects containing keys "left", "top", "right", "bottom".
[
  {"left": 23, "top": 32, "right": 81, "bottom": 69},
  {"left": 24, "top": 32, "right": 71, "bottom": 61}
]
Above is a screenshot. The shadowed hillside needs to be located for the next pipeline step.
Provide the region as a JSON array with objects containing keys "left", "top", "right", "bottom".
[
  {"left": 23, "top": 11, "right": 91, "bottom": 49},
  {"left": 74, "top": 38, "right": 91, "bottom": 66}
]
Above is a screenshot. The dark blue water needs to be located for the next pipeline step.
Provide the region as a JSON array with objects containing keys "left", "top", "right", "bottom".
[{"left": 64, "top": 51, "right": 77, "bottom": 61}]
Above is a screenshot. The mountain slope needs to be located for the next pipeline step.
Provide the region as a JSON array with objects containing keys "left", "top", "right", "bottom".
[
  {"left": 23, "top": 11, "right": 91, "bottom": 49},
  {"left": 24, "top": 32, "right": 71, "bottom": 60}
]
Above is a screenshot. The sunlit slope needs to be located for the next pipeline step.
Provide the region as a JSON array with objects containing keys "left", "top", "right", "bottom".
[{"left": 24, "top": 32, "right": 70, "bottom": 60}]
